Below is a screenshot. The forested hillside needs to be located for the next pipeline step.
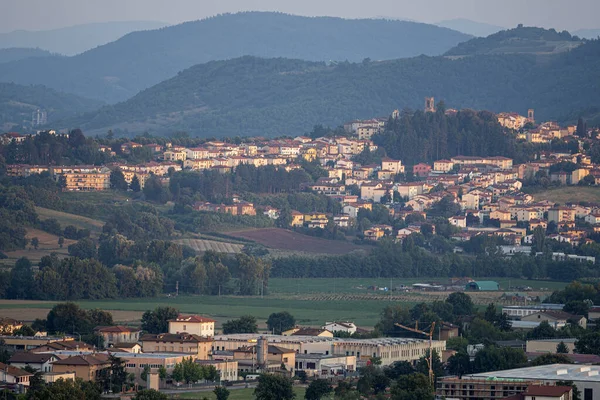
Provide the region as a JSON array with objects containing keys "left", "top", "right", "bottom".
[
  {"left": 0, "top": 12, "right": 471, "bottom": 103},
  {"left": 0, "top": 48, "right": 53, "bottom": 64},
  {"left": 444, "top": 26, "right": 582, "bottom": 56},
  {"left": 375, "top": 108, "right": 518, "bottom": 165},
  {"left": 62, "top": 39, "right": 600, "bottom": 137},
  {"left": 0, "top": 83, "right": 103, "bottom": 131}
]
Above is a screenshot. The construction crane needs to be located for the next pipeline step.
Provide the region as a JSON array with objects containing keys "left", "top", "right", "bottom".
[{"left": 394, "top": 321, "right": 436, "bottom": 386}]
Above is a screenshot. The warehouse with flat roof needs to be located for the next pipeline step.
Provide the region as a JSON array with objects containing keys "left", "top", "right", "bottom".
[{"left": 467, "top": 364, "right": 600, "bottom": 400}]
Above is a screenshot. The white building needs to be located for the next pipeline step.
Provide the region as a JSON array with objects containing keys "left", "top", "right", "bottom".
[
  {"left": 168, "top": 315, "right": 215, "bottom": 337},
  {"left": 322, "top": 322, "right": 357, "bottom": 335}
]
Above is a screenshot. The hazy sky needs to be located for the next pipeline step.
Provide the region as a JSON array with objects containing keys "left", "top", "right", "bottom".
[{"left": 1, "top": 0, "right": 598, "bottom": 32}]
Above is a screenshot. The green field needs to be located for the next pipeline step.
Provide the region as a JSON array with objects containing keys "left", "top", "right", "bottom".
[
  {"left": 0, "top": 277, "right": 569, "bottom": 329},
  {"left": 35, "top": 206, "right": 104, "bottom": 237},
  {"left": 175, "top": 386, "right": 306, "bottom": 399},
  {"left": 524, "top": 186, "right": 600, "bottom": 204}
]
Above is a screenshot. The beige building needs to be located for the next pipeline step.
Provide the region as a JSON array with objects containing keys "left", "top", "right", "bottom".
[
  {"left": 51, "top": 354, "right": 110, "bottom": 382},
  {"left": 169, "top": 315, "right": 215, "bottom": 337},
  {"left": 434, "top": 159, "right": 454, "bottom": 172},
  {"left": 213, "top": 334, "right": 445, "bottom": 367},
  {"left": 381, "top": 158, "right": 404, "bottom": 174},
  {"left": 63, "top": 171, "right": 111, "bottom": 191},
  {"left": 140, "top": 333, "right": 213, "bottom": 359},
  {"left": 0, "top": 362, "right": 32, "bottom": 387},
  {"left": 163, "top": 150, "right": 187, "bottom": 161},
  {"left": 526, "top": 339, "right": 576, "bottom": 354},
  {"left": 95, "top": 326, "right": 141, "bottom": 346},
  {"left": 42, "top": 371, "right": 76, "bottom": 383},
  {"left": 197, "top": 360, "right": 238, "bottom": 382},
  {"left": 548, "top": 207, "right": 576, "bottom": 224}
]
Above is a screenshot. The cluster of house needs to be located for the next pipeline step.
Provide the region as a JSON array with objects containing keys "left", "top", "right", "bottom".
[{"left": 0, "top": 315, "right": 448, "bottom": 394}]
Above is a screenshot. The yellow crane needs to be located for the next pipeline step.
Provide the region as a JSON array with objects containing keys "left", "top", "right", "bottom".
[{"left": 394, "top": 321, "right": 436, "bottom": 386}]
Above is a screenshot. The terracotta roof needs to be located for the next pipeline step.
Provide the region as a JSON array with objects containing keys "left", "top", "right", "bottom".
[
  {"left": 140, "top": 333, "right": 212, "bottom": 343},
  {"left": 52, "top": 354, "right": 110, "bottom": 366},
  {"left": 0, "top": 362, "right": 32, "bottom": 377},
  {"left": 291, "top": 328, "right": 331, "bottom": 336},
  {"left": 9, "top": 352, "right": 55, "bottom": 364},
  {"left": 112, "top": 342, "right": 141, "bottom": 349},
  {"left": 95, "top": 325, "right": 141, "bottom": 333},
  {"left": 525, "top": 385, "right": 572, "bottom": 396}
]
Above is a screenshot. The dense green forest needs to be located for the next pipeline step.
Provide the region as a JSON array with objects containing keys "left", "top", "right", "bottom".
[
  {"left": 0, "top": 12, "right": 470, "bottom": 103},
  {"left": 60, "top": 38, "right": 600, "bottom": 137},
  {"left": 374, "top": 108, "right": 519, "bottom": 164},
  {"left": 444, "top": 26, "right": 582, "bottom": 56},
  {"left": 0, "top": 83, "right": 101, "bottom": 131}
]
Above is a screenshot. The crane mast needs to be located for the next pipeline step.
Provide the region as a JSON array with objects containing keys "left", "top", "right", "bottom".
[{"left": 394, "top": 321, "right": 436, "bottom": 387}]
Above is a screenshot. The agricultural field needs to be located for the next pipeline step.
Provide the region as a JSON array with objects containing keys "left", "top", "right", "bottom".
[
  {"left": 524, "top": 186, "right": 600, "bottom": 204},
  {"left": 228, "top": 228, "right": 367, "bottom": 255},
  {"left": 175, "top": 238, "right": 244, "bottom": 254},
  {"left": 0, "top": 277, "right": 570, "bottom": 330},
  {"left": 2, "top": 228, "right": 75, "bottom": 266},
  {"left": 35, "top": 206, "right": 104, "bottom": 237}
]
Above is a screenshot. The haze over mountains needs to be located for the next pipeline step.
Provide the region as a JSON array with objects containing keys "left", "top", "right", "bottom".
[
  {"left": 0, "top": 21, "right": 168, "bottom": 56},
  {"left": 435, "top": 19, "right": 506, "bottom": 37},
  {"left": 0, "top": 12, "right": 471, "bottom": 104},
  {"left": 0, "top": 48, "right": 54, "bottom": 64},
  {"left": 59, "top": 28, "right": 600, "bottom": 138}
]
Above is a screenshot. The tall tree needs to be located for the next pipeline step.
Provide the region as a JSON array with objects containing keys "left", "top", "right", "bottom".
[
  {"left": 222, "top": 316, "right": 258, "bottom": 334},
  {"left": 130, "top": 175, "right": 141, "bottom": 192},
  {"left": 8, "top": 257, "right": 34, "bottom": 299},
  {"left": 305, "top": 379, "right": 333, "bottom": 400},
  {"left": 141, "top": 307, "right": 179, "bottom": 334},
  {"left": 446, "top": 292, "right": 474, "bottom": 316},
  {"left": 557, "top": 341, "right": 569, "bottom": 354},
  {"left": 267, "top": 312, "right": 296, "bottom": 335},
  {"left": 254, "top": 374, "right": 295, "bottom": 400},
  {"left": 110, "top": 169, "right": 129, "bottom": 190}
]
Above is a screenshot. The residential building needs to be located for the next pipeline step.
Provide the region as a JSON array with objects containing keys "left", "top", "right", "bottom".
[
  {"left": 449, "top": 216, "right": 467, "bottom": 228},
  {"left": 322, "top": 322, "right": 357, "bottom": 335},
  {"left": 381, "top": 158, "right": 404, "bottom": 174},
  {"left": 94, "top": 326, "right": 141, "bottom": 346},
  {"left": 0, "top": 362, "right": 32, "bottom": 388},
  {"left": 291, "top": 328, "right": 333, "bottom": 338},
  {"left": 8, "top": 353, "right": 56, "bottom": 372},
  {"left": 521, "top": 311, "right": 586, "bottom": 329},
  {"left": 413, "top": 163, "right": 431, "bottom": 177},
  {"left": 168, "top": 315, "right": 215, "bottom": 337},
  {"left": 548, "top": 207, "right": 576, "bottom": 224},
  {"left": 0, "top": 318, "right": 23, "bottom": 334},
  {"left": 434, "top": 159, "right": 454, "bottom": 173},
  {"left": 140, "top": 333, "right": 213, "bottom": 359},
  {"left": 51, "top": 354, "right": 110, "bottom": 382},
  {"left": 63, "top": 171, "right": 111, "bottom": 191}
]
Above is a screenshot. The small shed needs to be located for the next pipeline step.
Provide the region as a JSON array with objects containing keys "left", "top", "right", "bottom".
[{"left": 465, "top": 281, "right": 499, "bottom": 291}]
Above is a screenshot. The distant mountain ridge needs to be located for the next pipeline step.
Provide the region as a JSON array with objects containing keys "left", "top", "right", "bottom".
[
  {"left": 436, "top": 18, "right": 505, "bottom": 37},
  {"left": 445, "top": 26, "right": 583, "bottom": 56},
  {"left": 0, "top": 12, "right": 472, "bottom": 103},
  {"left": 0, "top": 21, "right": 168, "bottom": 56},
  {"left": 573, "top": 29, "right": 600, "bottom": 39},
  {"left": 59, "top": 39, "right": 600, "bottom": 137},
  {"left": 0, "top": 48, "right": 54, "bottom": 64},
  {"left": 0, "top": 83, "right": 102, "bottom": 132}
]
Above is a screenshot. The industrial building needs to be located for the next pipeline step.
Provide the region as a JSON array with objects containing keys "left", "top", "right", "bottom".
[
  {"left": 212, "top": 334, "right": 445, "bottom": 366},
  {"left": 466, "top": 364, "right": 600, "bottom": 400}
]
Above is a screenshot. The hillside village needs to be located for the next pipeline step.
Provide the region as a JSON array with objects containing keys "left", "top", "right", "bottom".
[{"left": 4, "top": 102, "right": 600, "bottom": 264}]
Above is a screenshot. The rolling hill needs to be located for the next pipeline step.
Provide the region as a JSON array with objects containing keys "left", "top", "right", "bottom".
[
  {"left": 0, "top": 12, "right": 471, "bottom": 103},
  {"left": 0, "top": 48, "right": 53, "bottom": 64},
  {"left": 0, "top": 21, "right": 169, "bottom": 56},
  {"left": 0, "top": 82, "right": 103, "bottom": 131},
  {"left": 60, "top": 38, "right": 600, "bottom": 137},
  {"left": 435, "top": 18, "right": 505, "bottom": 37},
  {"left": 445, "top": 26, "right": 583, "bottom": 56}
]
